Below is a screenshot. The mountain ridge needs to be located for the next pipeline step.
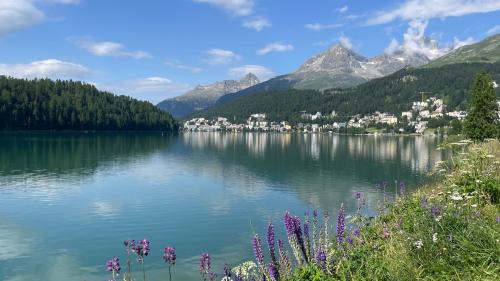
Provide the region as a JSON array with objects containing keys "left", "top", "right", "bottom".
[{"left": 157, "top": 73, "right": 259, "bottom": 118}]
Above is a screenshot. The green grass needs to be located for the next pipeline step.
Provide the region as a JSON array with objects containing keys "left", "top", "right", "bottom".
[{"left": 287, "top": 140, "right": 500, "bottom": 281}]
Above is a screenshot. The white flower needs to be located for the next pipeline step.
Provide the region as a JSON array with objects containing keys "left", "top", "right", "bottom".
[
  {"left": 471, "top": 204, "right": 477, "bottom": 208},
  {"left": 433, "top": 233, "right": 438, "bottom": 243},
  {"left": 414, "top": 240, "right": 423, "bottom": 249},
  {"left": 486, "top": 154, "right": 494, "bottom": 158},
  {"left": 475, "top": 179, "right": 482, "bottom": 183},
  {"left": 450, "top": 193, "right": 463, "bottom": 201}
]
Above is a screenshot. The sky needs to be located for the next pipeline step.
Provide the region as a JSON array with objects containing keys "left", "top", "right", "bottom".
[{"left": 0, "top": 0, "right": 499, "bottom": 104}]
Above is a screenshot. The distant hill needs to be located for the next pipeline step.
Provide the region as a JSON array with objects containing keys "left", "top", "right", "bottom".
[
  {"left": 214, "top": 43, "right": 430, "bottom": 106},
  {"left": 193, "top": 62, "right": 500, "bottom": 123},
  {"left": 157, "top": 73, "right": 259, "bottom": 118},
  {"left": 0, "top": 76, "right": 178, "bottom": 131},
  {"left": 425, "top": 34, "right": 500, "bottom": 68}
]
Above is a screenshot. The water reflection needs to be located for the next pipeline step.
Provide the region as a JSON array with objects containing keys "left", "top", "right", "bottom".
[{"left": 0, "top": 132, "right": 448, "bottom": 281}]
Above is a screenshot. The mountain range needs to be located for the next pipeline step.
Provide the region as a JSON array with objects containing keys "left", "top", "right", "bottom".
[
  {"left": 157, "top": 73, "right": 259, "bottom": 118},
  {"left": 158, "top": 34, "right": 500, "bottom": 119}
]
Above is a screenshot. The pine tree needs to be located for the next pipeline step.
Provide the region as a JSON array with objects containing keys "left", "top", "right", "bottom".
[{"left": 464, "top": 72, "right": 499, "bottom": 141}]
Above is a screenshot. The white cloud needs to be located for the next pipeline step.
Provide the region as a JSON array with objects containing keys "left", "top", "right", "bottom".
[
  {"left": 193, "top": 0, "right": 254, "bottom": 16},
  {"left": 242, "top": 17, "right": 271, "bottom": 31},
  {"left": 304, "top": 23, "right": 343, "bottom": 31},
  {"left": 205, "top": 48, "right": 240, "bottom": 65},
  {"left": 100, "top": 77, "right": 191, "bottom": 103},
  {"left": 337, "top": 5, "right": 348, "bottom": 13},
  {"left": 0, "top": 0, "right": 44, "bottom": 37},
  {"left": 229, "top": 65, "right": 274, "bottom": 81},
  {"left": 0, "top": 59, "right": 90, "bottom": 79},
  {"left": 339, "top": 36, "right": 353, "bottom": 49},
  {"left": 451, "top": 36, "right": 475, "bottom": 49},
  {"left": 257, "top": 42, "right": 294, "bottom": 55},
  {"left": 384, "top": 20, "right": 475, "bottom": 59},
  {"left": 486, "top": 24, "right": 500, "bottom": 35},
  {"left": 367, "top": 0, "right": 500, "bottom": 25},
  {"left": 164, "top": 59, "right": 203, "bottom": 73},
  {"left": 73, "top": 38, "right": 152, "bottom": 59},
  {"left": 384, "top": 38, "right": 400, "bottom": 54}
]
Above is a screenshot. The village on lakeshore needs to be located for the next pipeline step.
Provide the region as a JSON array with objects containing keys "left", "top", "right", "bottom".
[{"left": 183, "top": 96, "right": 497, "bottom": 134}]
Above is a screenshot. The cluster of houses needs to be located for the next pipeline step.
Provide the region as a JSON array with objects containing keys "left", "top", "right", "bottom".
[
  {"left": 183, "top": 96, "right": 479, "bottom": 134},
  {"left": 183, "top": 114, "right": 293, "bottom": 132}
]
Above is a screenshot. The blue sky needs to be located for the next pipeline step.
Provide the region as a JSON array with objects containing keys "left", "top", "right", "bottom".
[{"left": 0, "top": 0, "right": 500, "bottom": 103}]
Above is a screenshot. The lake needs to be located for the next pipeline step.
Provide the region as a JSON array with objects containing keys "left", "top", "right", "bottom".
[{"left": 0, "top": 132, "right": 447, "bottom": 281}]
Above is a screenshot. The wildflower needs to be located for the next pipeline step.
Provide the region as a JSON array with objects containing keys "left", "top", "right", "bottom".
[
  {"left": 252, "top": 234, "right": 264, "bottom": 267},
  {"left": 106, "top": 257, "right": 121, "bottom": 281},
  {"left": 431, "top": 205, "right": 442, "bottom": 218},
  {"left": 315, "top": 247, "right": 327, "bottom": 269},
  {"left": 496, "top": 217, "right": 500, "bottom": 223},
  {"left": 133, "top": 239, "right": 150, "bottom": 261},
  {"left": 199, "top": 253, "right": 211, "bottom": 278},
  {"left": 447, "top": 233, "right": 453, "bottom": 242},
  {"left": 163, "top": 247, "right": 176, "bottom": 281},
  {"left": 450, "top": 193, "right": 463, "bottom": 201},
  {"left": 106, "top": 257, "right": 121, "bottom": 274},
  {"left": 163, "top": 247, "right": 176, "bottom": 265},
  {"left": 268, "top": 263, "right": 278, "bottom": 281},
  {"left": 354, "top": 191, "right": 362, "bottom": 199},
  {"left": 414, "top": 240, "right": 423, "bottom": 249},
  {"left": 283, "top": 211, "right": 307, "bottom": 263},
  {"left": 353, "top": 228, "right": 361, "bottom": 237},
  {"left": 336, "top": 204, "right": 346, "bottom": 243},
  {"left": 267, "top": 223, "right": 277, "bottom": 267},
  {"left": 432, "top": 233, "right": 438, "bottom": 243},
  {"left": 124, "top": 240, "right": 136, "bottom": 255},
  {"left": 471, "top": 204, "right": 477, "bottom": 208}
]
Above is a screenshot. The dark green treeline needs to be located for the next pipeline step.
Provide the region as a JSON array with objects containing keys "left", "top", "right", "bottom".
[{"left": 0, "top": 76, "right": 178, "bottom": 131}]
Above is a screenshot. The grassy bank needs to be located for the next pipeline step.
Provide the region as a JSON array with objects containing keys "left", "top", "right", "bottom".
[{"left": 284, "top": 140, "right": 499, "bottom": 281}]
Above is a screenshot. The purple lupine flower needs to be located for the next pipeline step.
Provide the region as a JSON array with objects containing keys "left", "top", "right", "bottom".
[
  {"left": 199, "top": 253, "right": 211, "bottom": 277},
  {"left": 267, "top": 223, "right": 277, "bottom": 266},
  {"left": 268, "top": 262, "right": 278, "bottom": 281},
  {"left": 283, "top": 211, "right": 295, "bottom": 236},
  {"left": 399, "top": 182, "right": 406, "bottom": 197},
  {"left": 223, "top": 263, "right": 231, "bottom": 277},
  {"left": 278, "top": 239, "right": 285, "bottom": 252},
  {"left": 336, "top": 204, "right": 346, "bottom": 243},
  {"left": 162, "top": 247, "right": 176, "bottom": 265},
  {"left": 496, "top": 217, "right": 500, "bottom": 223},
  {"left": 106, "top": 257, "right": 121, "bottom": 274},
  {"left": 353, "top": 228, "right": 361, "bottom": 237},
  {"left": 431, "top": 205, "right": 442, "bottom": 218},
  {"left": 124, "top": 240, "right": 136, "bottom": 254},
  {"left": 315, "top": 247, "right": 327, "bottom": 269},
  {"left": 354, "top": 192, "right": 362, "bottom": 199},
  {"left": 347, "top": 236, "right": 353, "bottom": 245},
  {"left": 303, "top": 221, "right": 310, "bottom": 240},
  {"left": 252, "top": 234, "right": 264, "bottom": 266},
  {"left": 133, "top": 239, "right": 150, "bottom": 260},
  {"left": 313, "top": 210, "right": 318, "bottom": 218}
]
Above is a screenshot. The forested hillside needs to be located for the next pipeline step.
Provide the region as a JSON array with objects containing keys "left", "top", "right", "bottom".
[
  {"left": 0, "top": 77, "right": 178, "bottom": 131},
  {"left": 194, "top": 62, "right": 500, "bottom": 122}
]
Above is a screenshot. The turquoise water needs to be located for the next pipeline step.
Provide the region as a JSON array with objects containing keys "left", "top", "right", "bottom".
[{"left": 0, "top": 132, "right": 447, "bottom": 281}]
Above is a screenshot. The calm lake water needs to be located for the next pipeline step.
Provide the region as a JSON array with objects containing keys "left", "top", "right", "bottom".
[{"left": 0, "top": 132, "right": 447, "bottom": 281}]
